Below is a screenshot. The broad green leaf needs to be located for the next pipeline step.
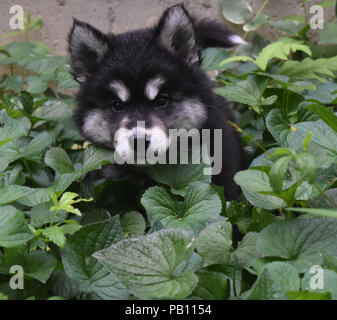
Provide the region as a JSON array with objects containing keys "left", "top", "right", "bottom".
[
  {"left": 0, "top": 42, "right": 35, "bottom": 64},
  {"left": 120, "top": 211, "right": 146, "bottom": 237},
  {"left": 221, "top": 0, "right": 252, "bottom": 24},
  {"left": 29, "top": 202, "right": 66, "bottom": 227},
  {"left": 196, "top": 220, "right": 232, "bottom": 266},
  {"left": 257, "top": 217, "right": 337, "bottom": 272},
  {"left": 305, "top": 82, "right": 337, "bottom": 103},
  {"left": 93, "top": 228, "right": 198, "bottom": 300},
  {"left": 44, "top": 147, "right": 74, "bottom": 174},
  {"left": 219, "top": 56, "right": 255, "bottom": 68},
  {"left": 201, "top": 48, "right": 230, "bottom": 70},
  {"left": 196, "top": 220, "right": 260, "bottom": 267},
  {"left": 0, "top": 110, "right": 28, "bottom": 146},
  {"left": 307, "top": 105, "right": 337, "bottom": 133},
  {"left": 41, "top": 226, "right": 66, "bottom": 248},
  {"left": 192, "top": 271, "right": 229, "bottom": 300},
  {"left": 280, "top": 56, "right": 337, "bottom": 82},
  {"left": 0, "top": 185, "right": 36, "bottom": 205},
  {"left": 266, "top": 108, "right": 291, "bottom": 147},
  {"left": 146, "top": 150, "right": 211, "bottom": 196},
  {"left": 247, "top": 262, "right": 300, "bottom": 300},
  {"left": 141, "top": 182, "right": 222, "bottom": 234},
  {"left": 270, "top": 20, "right": 303, "bottom": 36},
  {"left": 0, "top": 205, "right": 34, "bottom": 247},
  {"left": 55, "top": 65, "right": 78, "bottom": 91},
  {"left": 25, "top": 56, "right": 68, "bottom": 76},
  {"left": 0, "top": 250, "right": 57, "bottom": 284},
  {"left": 319, "top": 21, "right": 337, "bottom": 44},
  {"left": 214, "top": 77, "right": 274, "bottom": 107},
  {"left": 255, "top": 38, "right": 311, "bottom": 71},
  {"left": 25, "top": 76, "right": 48, "bottom": 94},
  {"left": 33, "top": 99, "right": 73, "bottom": 122},
  {"left": 234, "top": 169, "right": 287, "bottom": 210},
  {"left": 269, "top": 156, "right": 292, "bottom": 193},
  {"left": 61, "top": 217, "right": 128, "bottom": 300}
]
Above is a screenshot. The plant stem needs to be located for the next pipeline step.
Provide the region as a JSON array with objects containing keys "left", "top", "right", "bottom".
[
  {"left": 243, "top": 0, "right": 271, "bottom": 40},
  {"left": 313, "top": 182, "right": 337, "bottom": 208},
  {"left": 227, "top": 120, "right": 267, "bottom": 153}
]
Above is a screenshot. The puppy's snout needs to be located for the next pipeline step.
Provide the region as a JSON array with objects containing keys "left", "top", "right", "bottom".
[{"left": 129, "top": 133, "right": 150, "bottom": 154}]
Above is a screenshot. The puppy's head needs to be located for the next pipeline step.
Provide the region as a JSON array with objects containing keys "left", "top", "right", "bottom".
[{"left": 68, "top": 4, "right": 244, "bottom": 163}]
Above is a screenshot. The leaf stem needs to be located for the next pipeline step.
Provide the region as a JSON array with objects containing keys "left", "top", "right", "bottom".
[
  {"left": 243, "top": 0, "right": 271, "bottom": 40},
  {"left": 227, "top": 120, "right": 267, "bottom": 153}
]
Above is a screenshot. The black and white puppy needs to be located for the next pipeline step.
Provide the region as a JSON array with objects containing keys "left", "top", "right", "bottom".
[{"left": 68, "top": 3, "right": 245, "bottom": 200}]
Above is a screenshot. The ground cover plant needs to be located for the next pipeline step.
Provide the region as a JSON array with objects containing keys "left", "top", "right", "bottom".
[{"left": 0, "top": 1, "right": 337, "bottom": 300}]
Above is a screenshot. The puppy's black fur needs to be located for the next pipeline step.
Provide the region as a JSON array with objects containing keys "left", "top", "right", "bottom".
[{"left": 68, "top": 4, "right": 244, "bottom": 200}]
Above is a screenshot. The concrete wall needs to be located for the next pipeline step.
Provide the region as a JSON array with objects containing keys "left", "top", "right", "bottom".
[{"left": 0, "top": 0, "right": 333, "bottom": 56}]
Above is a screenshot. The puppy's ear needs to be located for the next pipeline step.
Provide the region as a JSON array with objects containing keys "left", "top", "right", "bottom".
[
  {"left": 155, "top": 4, "right": 199, "bottom": 64},
  {"left": 68, "top": 19, "right": 108, "bottom": 82},
  {"left": 194, "top": 19, "right": 247, "bottom": 49}
]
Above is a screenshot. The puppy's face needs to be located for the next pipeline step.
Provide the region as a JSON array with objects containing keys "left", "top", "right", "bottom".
[{"left": 68, "top": 5, "right": 240, "bottom": 163}]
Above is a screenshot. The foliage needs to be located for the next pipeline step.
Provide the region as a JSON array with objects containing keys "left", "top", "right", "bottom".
[{"left": 0, "top": 4, "right": 337, "bottom": 300}]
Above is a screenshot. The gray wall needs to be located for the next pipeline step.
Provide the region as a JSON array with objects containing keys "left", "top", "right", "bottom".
[{"left": 0, "top": 0, "right": 332, "bottom": 56}]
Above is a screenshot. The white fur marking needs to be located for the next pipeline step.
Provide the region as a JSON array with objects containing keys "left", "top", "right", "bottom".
[
  {"left": 110, "top": 81, "right": 130, "bottom": 102},
  {"left": 83, "top": 110, "right": 111, "bottom": 143},
  {"left": 228, "top": 35, "right": 247, "bottom": 45},
  {"left": 145, "top": 77, "right": 165, "bottom": 100}
]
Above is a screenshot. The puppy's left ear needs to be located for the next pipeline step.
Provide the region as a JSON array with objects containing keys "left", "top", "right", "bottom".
[
  {"left": 155, "top": 4, "right": 199, "bottom": 64},
  {"left": 68, "top": 19, "right": 109, "bottom": 82}
]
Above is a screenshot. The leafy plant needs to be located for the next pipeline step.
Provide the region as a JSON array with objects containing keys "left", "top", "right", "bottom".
[{"left": 0, "top": 4, "right": 337, "bottom": 300}]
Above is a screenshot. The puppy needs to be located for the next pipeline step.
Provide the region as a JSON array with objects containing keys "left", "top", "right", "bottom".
[{"left": 68, "top": 3, "right": 245, "bottom": 200}]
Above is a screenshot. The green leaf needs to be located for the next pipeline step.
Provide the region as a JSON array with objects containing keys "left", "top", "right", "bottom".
[
  {"left": 0, "top": 110, "right": 28, "bottom": 146},
  {"left": 50, "top": 192, "right": 92, "bottom": 216},
  {"left": 61, "top": 217, "right": 129, "bottom": 300},
  {"left": 93, "top": 228, "right": 198, "bottom": 300},
  {"left": 243, "top": 14, "right": 269, "bottom": 32},
  {"left": 55, "top": 65, "right": 78, "bottom": 91},
  {"left": 0, "top": 205, "right": 34, "bottom": 247},
  {"left": 269, "top": 156, "right": 292, "bottom": 193},
  {"left": 196, "top": 220, "right": 232, "bottom": 266},
  {"left": 307, "top": 105, "right": 337, "bottom": 133},
  {"left": 247, "top": 262, "right": 300, "bottom": 300},
  {"left": 141, "top": 182, "right": 222, "bottom": 234},
  {"left": 280, "top": 56, "right": 337, "bottom": 82},
  {"left": 41, "top": 226, "right": 66, "bottom": 248},
  {"left": 221, "top": 0, "right": 252, "bottom": 24},
  {"left": 192, "top": 271, "right": 229, "bottom": 300},
  {"left": 219, "top": 55, "right": 255, "bottom": 68},
  {"left": 266, "top": 109, "right": 292, "bottom": 147},
  {"left": 257, "top": 217, "right": 337, "bottom": 272},
  {"left": 25, "top": 56, "right": 68, "bottom": 76},
  {"left": 146, "top": 150, "right": 211, "bottom": 196},
  {"left": 287, "top": 291, "right": 331, "bottom": 300},
  {"left": 201, "top": 48, "right": 230, "bottom": 71},
  {"left": 33, "top": 99, "right": 73, "bottom": 122},
  {"left": 44, "top": 147, "right": 74, "bottom": 174},
  {"left": 286, "top": 208, "right": 337, "bottom": 218},
  {"left": 255, "top": 37, "right": 311, "bottom": 71},
  {"left": 319, "top": 21, "right": 337, "bottom": 44},
  {"left": 214, "top": 77, "right": 274, "bottom": 107},
  {"left": 120, "top": 211, "right": 146, "bottom": 237},
  {"left": 0, "top": 250, "right": 57, "bottom": 284},
  {"left": 196, "top": 220, "right": 260, "bottom": 267},
  {"left": 0, "top": 185, "right": 36, "bottom": 205},
  {"left": 234, "top": 169, "right": 287, "bottom": 210},
  {"left": 25, "top": 76, "right": 48, "bottom": 94}
]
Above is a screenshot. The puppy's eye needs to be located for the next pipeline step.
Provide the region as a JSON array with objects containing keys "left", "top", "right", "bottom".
[
  {"left": 110, "top": 99, "right": 123, "bottom": 112},
  {"left": 155, "top": 94, "right": 170, "bottom": 108}
]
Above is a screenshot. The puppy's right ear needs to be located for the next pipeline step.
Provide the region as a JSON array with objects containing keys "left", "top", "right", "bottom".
[{"left": 68, "top": 19, "right": 109, "bottom": 82}]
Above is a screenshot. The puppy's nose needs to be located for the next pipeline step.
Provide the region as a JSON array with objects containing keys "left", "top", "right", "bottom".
[{"left": 130, "top": 134, "right": 150, "bottom": 153}]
